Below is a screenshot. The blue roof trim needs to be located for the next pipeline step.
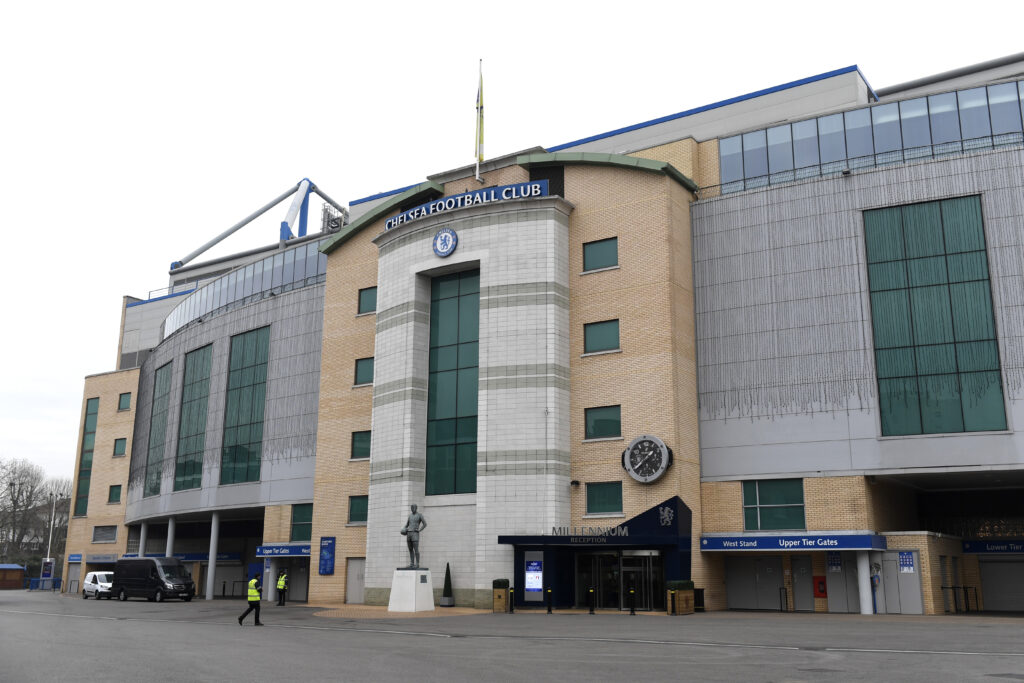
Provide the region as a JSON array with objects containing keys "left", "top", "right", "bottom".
[
  {"left": 548, "top": 65, "right": 863, "bottom": 152},
  {"left": 857, "top": 67, "right": 879, "bottom": 102},
  {"left": 126, "top": 288, "right": 195, "bottom": 308},
  {"left": 350, "top": 182, "right": 420, "bottom": 207}
]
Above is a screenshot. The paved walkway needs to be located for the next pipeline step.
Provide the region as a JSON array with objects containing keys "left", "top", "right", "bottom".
[{"left": 308, "top": 603, "right": 675, "bottom": 619}]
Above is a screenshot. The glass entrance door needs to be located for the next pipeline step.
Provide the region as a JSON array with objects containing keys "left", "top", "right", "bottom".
[{"left": 575, "top": 551, "right": 663, "bottom": 610}]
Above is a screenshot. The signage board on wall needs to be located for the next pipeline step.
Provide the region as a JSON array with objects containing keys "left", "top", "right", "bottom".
[
  {"left": 898, "top": 551, "right": 915, "bottom": 573},
  {"left": 525, "top": 560, "right": 543, "bottom": 593},
  {"left": 962, "top": 539, "right": 1024, "bottom": 553},
  {"left": 701, "top": 534, "right": 886, "bottom": 552},
  {"left": 256, "top": 544, "right": 312, "bottom": 557},
  {"left": 385, "top": 180, "right": 549, "bottom": 230},
  {"left": 827, "top": 552, "right": 842, "bottom": 572},
  {"left": 319, "top": 537, "right": 336, "bottom": 575}
]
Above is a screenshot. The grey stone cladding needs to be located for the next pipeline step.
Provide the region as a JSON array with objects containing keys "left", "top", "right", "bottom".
[
  {"left": 692, "top": 146, "right": 1024, "bottom": 480},
  {"left": 366, "top": 197, "right": 573, "bottom": 606},
  {"left": 126, "top": 283, "right": 324, "bottom": 522}
]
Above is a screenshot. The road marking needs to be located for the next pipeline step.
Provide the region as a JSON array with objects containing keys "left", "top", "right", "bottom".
[{"left": 826, "top": 647, "right": 1024, "bottom": 657}]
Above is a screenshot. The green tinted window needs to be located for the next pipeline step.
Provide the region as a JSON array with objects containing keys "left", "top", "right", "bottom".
[
  {"left": 145, "top": 363, "right": 173, "bottom": 497},
  {"left": 175, "top": 344, "right": 212, "bottom": 491},
  {"left": 349, "top": 496, "right": 368, "bottom": 523},
  {"left": 426, "top": 270, "right": 479, "bottom": 495},
  {"left": 290, "top": 503, "right": 312, "bottom": 541},
  {"left": 354, "top": 357, "right": 374, "bottom": 385},
  {"left": 583, "top": 237, "right": 618, "bottom": 271},
  {"left": 118, "top": 393, "right": 131, "bottom": 411},
  {"left": 221, "top": 327, "right": 270, "bottom": 485},
  {"left": 865, "top": 197, "right": 1006, "bottom": 436},
  {"left": 585, "top": 405, "right": 621, "bottom": 439},
  {"left": 351, "top": 431, "right": 371, "bottom": 460},
  {"left": 108, "top": 485, "right": 121, "bottom": 504},
  {"left": 358, "top": 287, "right": 377, "bottom": 314},
  {"left": 113, "top": 438, "right": 127, "bottom": 456},
  {"left": 743, "top": 479, "right": 804, "bottom": 531},
  {"left": 586, "top": 482, "right": 623, "bottom": 514},
  {"left": 74, "top": 397, "right": 99, "bottom": 516},
  {"left": 584, "top": 320, "right": 620, "bottom": 353}
]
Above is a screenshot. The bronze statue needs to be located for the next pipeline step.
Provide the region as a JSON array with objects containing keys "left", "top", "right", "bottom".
[{"left": 400, "top": 504, "right": 427, "bottom": 568}]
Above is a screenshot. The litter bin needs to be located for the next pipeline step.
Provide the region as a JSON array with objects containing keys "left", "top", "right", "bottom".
[{"left": 694, "top": 588, "right": 705, "bottom": 612}]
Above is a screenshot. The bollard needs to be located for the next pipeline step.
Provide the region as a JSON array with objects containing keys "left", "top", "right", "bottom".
[
  {"left": 589, "top": 588, "right": 595, "bottom": 615},
  {"left": 509, "top": 588, "right": 515, "bottom": 614},
  {"left": 546, "top": 588, "right": 552, "bottom": 614},
  {"left": 629, "top": 588, "right": 636, "bottom": 615},
  {"left": 670, "top": 590, "right": 676, "bottom": 615}
]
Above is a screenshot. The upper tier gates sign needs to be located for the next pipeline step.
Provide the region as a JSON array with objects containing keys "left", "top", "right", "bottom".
[{"left": 385, "top": 180, "right": 549, "bottom": 231}]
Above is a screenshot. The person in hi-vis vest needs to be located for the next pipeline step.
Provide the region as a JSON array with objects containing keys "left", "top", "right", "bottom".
[
  {"left": 276, "top": 571, "right": 288, "bottom": 606},
  {"left": 238, "top": 573, "right": 263, "bottom": 626}
]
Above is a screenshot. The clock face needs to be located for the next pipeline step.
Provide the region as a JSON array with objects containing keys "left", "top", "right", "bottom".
[{"left": 622, "top": 434, "right": 671, "bottom": 483}]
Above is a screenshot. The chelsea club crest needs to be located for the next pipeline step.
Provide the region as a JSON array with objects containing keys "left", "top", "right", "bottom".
[{"left": 432, "top": 227, "right": 458, "bottom": 257}]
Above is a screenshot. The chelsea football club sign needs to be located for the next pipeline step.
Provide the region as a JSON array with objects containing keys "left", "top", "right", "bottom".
[
  {"left": 385, "top": 180, "right": 549, "bottom": 231},
  {"left": 433, "top": 227, "right": 458, "bottom": 257}
]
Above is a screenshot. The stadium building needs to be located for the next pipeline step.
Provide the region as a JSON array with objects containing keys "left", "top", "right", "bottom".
[{"left": 65, "top": 53, "right": 1024, "bottom": 614}]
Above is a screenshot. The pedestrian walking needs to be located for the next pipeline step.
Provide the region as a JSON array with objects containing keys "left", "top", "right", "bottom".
[
  {"left": 276, "top": 571, "right": 288, "bottom": 606},
  {"left": 238, "top": 573, "right": 264, "bottom": 626}
]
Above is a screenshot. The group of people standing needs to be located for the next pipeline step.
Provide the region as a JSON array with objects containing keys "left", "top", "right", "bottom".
[{"left": 238, "top": 570, "right": 288, "bottom": 626}]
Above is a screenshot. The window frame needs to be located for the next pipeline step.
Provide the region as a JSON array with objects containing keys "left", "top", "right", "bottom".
[
  {"left": 107, "top": 485, "right": 122, "bottom": 504},
  {"left": 584, "top": 405, "right": 621, "bottom": 440},
  {"left": 118, "top": 393, "right": 131, "bottom": 411},
  {"left": 582, "top": 237, "right": 618, "bottom": 273},
  {"left": 113, "top": 438, "right": 127, "bottom": 457},
  {"left": 92, "top": 525, "right": 118, "bottom": 543},
  {"left": 586, "top": 481, "right": 623, "bottom": 515},
  {"left": 583, "top": 319, "right": 620, "bottom": 354},
  {"left": 354, "top": 357, "right": 375, "bottom": 386},
  {"left": 351, "top": 431, "right": 371, "bottom": 460},
  {"left": 357, "top": 286, "right": 378, "bottom": 315},
  {"left": 290, "top": 503, "right": 313, "bottom": 542},
  {"left": 742, "top": 479, "right": 805, "bottom": 531},
  {"left": 348, "top": 495, "right": 368, "bottom": 524}
]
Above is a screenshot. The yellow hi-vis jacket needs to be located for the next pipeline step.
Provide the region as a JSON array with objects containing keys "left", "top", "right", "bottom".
[
  {"left": 247, "top": 578, "right": 260, "bottom": 601},
  {"left": 277, "top": 575, "right": 287, "bottom": 590}
]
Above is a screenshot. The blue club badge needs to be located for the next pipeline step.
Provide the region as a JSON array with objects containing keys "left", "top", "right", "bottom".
[{"left": 432, "top": 227, "right": 458, "bottom": 257}]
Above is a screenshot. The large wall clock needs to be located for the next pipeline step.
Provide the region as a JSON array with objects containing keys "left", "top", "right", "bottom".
[{"left": 621, "top": 434, "right": 673, "bottom": 483}]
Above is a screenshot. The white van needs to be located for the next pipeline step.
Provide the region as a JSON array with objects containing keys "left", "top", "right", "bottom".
[{"left": 82, "top": 571, "right": 113, "bottom": 599}]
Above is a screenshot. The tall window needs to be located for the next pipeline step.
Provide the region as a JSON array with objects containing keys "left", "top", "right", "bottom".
[
  {"left": 145, "top": 363, "right": 173, "bottom": 497},
  {"left": 108, "top": 485, "right": 122, "bottom": 504},
  {"left": 118, "top": 393, "right": 131, "bottom": 411},
  {"left": 291, "top": 503, "right": 312, "bottom": 541},
  {"left": 354, "top": 358, "right": 374, "bottom": 386},
  {"left": 743, "top": 480, "right": 804, "bottom": 530},
  {"left": 175, "top": 345, "right": 212, "bottom": 491},
  {"left": 221, "top": 327, "right": 270, "bottom": 485},
  {"left": 113, "top": 438, "right": 127, "bottom": 457},
  {"left": 426, "top": 270, "right": 479, "bottom": 495},
  {"left": 865, "top": 197, "right": 1006, "bottom": 435},
  {"left": 74, "top": 397, "right": 99, "bottom": 516}
]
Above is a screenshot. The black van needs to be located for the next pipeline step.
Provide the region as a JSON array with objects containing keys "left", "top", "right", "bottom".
[{"left": 112, "top": 557, "right": 195, "bottom": 602}]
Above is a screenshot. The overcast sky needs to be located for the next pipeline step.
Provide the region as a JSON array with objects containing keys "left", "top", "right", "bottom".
[{"left": 1, "top": 1, "right": 1021, "bottom": 479}]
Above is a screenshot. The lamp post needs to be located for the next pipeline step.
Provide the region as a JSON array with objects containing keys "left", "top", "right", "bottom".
[{"left": 40, "top": 492, "right": 57, "bottom": 581}]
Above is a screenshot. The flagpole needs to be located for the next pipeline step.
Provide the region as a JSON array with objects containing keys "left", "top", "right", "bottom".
[{"left": 475, "top": 59, "right": 484, "bottom": 183}]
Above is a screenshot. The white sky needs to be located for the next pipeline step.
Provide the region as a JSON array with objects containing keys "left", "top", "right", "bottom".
[{"left": 1, "top": 1, "right": 1021, "bottom": 479}]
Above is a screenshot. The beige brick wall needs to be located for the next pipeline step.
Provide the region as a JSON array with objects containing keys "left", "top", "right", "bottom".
[
  {"left": 263, "top": 505, "right": 290, "bottom": 544},
  {"left": 700, "top": 481, "right": 743, "bottom": 532},
  {"left": 884, "top": 533, "right": 964, "bottom": 615},
  {"left": 628, "top": 139, "right": 698, "bottom": 180},
  {"left": 63, "top": 368, "right": 139, "bottom": 591},
  {"left": 804, "top": 476, "right": 871, "bottom": 530}
]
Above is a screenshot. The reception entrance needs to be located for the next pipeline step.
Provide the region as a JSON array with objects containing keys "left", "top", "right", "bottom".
[{"left": 575, "top": 550, "right": 664, "bottom": 611}]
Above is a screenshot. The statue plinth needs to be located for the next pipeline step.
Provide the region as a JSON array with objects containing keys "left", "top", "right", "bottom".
[{"left": 388, "top": 568, "right": 434, "bottom": 612}]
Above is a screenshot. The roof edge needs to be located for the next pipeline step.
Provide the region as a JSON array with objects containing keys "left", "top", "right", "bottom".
[
  {"left": 320, "top": 181, "right": 444, "bottom": 255},
  {"left": 517, "top": 152, "right": 698, "bottom": 193}
]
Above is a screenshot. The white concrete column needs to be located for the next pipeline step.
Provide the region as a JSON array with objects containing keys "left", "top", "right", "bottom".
[
  {"left": 165, "top": 517, "right": 176, "bottom": 557},
  {"left": 138, "top": 522, "right": 149, "bottom": 557},
  {"left": 856, "top": 550, "right": 873, "bottom": 615},
  {"left": 205, "top": 512, "right": 220, "bottom": 601},
  {"left": 268, "top": 559, "right": 279, "bottom": 602}
]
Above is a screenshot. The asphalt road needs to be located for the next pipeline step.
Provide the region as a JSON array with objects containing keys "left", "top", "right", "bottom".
[{"left": 1, "top": 591, "right": 1023, "bottom": 682}]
